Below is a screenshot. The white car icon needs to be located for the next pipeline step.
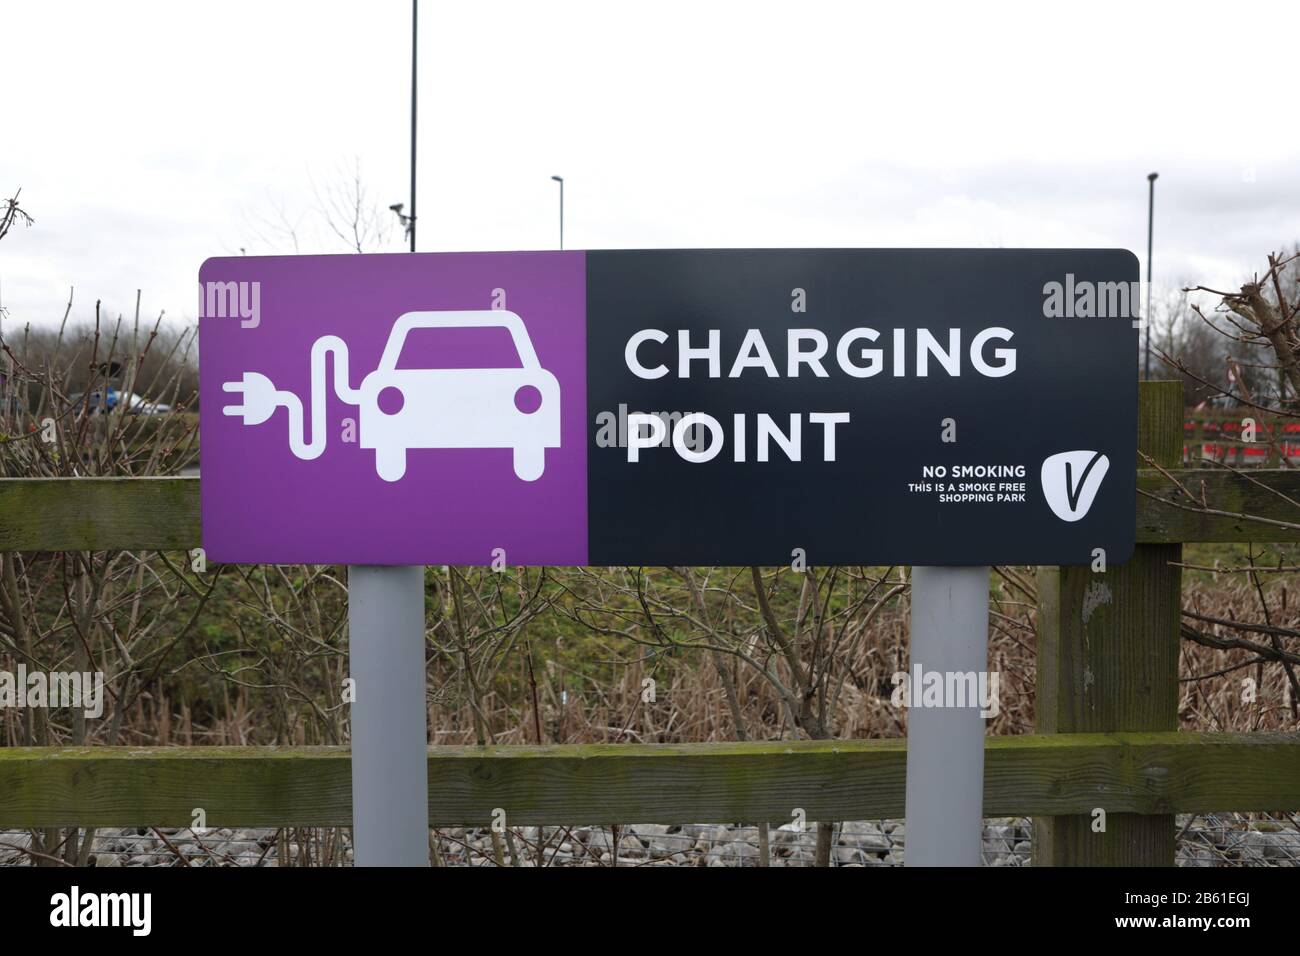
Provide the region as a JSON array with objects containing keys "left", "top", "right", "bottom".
[{"left": 359, "top": 310, "right": 561, "bottom": 482}]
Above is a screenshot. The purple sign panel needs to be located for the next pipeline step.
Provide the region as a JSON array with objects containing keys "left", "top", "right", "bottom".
[{"left": 199, "top": 252, "right": 588, "bottom": 565}]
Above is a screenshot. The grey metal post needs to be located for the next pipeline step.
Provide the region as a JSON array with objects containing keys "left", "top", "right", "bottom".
[
  {"left": 905, "top": 566, "right": 989, "bottom": 866},
  {"left": 348, "top": 565, "right": 429, "bottom": 866}
]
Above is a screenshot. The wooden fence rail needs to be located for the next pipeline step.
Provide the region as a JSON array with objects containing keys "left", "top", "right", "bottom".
[
  {"left": 1, "top": 733, "right": 1297, "bottom": 829},
  {"left": 2, "top": 382, "right": 1298, "bottom": 865}
]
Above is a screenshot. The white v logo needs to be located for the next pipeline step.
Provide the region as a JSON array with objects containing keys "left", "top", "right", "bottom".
[{"left": 1041, "top": 450, "right": 1109, "bottom": 522}]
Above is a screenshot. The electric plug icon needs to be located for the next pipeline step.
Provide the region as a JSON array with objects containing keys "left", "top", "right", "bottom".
[
  {"left": 221, "top": 369, "right": 328, "bottom": 461},
  {"left": 222, "top": 372, "right": 280, "bottom": 427}
]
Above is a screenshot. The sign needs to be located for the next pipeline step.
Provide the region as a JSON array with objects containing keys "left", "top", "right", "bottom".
[{"left": 200, "top": 249, "right": 1137, "bottom": 566}]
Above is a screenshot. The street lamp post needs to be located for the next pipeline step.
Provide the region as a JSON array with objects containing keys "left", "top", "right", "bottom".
[
  {"left": 1144, "top": 172, "right": 1157, "bottom": 379},
  {"left": 392, "top": 2, "right": 418, "bottom": 249},
  {"left": 551, "top": 175, "right": 564, "bottom": 250},
  {"left": 408, "top": 0, "right": 418, "bottom": 252}
]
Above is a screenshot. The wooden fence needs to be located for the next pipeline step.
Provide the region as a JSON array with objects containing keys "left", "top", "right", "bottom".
[
  {"left": 1184, "top": 409, "right": 1300, "bottom": 466},
  {"left": 1, "top": 381, "right": 1298, "bottom": 866}
]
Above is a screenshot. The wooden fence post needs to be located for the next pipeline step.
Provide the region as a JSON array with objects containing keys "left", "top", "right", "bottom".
[{"left": 1033, "top": 380, "right": 1183, "bottom": 866}]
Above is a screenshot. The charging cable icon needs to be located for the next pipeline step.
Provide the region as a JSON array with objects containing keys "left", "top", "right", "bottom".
[{"left": 222, "top": 311, "right": 561, "bottom": 482}]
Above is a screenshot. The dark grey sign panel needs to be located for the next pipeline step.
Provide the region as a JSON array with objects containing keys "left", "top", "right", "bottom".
[{"left": 585, "top": 249, "right": 1138, "bottom": 566}]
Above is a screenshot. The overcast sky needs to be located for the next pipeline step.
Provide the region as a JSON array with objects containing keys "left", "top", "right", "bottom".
[{"left": 4, "top": 0, "right": 1299, "bottom": 330}]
